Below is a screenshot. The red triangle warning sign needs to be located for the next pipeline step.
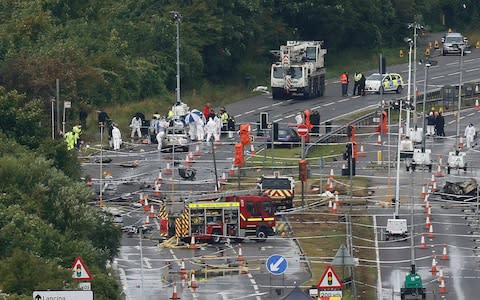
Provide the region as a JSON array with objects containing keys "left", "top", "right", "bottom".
[
  {"left": 71, "top": 256, "right": 93, "bottom": 281},
  {"left": 316, "top": 265, "right": 342, "bottom": 289}
]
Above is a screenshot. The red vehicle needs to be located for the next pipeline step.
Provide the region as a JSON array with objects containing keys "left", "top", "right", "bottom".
[{"left": 174, "top": 195, "right": 276, "bottom": 243}]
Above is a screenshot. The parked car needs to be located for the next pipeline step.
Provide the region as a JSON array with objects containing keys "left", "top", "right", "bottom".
[
  {"left": 160, "top": 126, "right": 189, "bottom": 152},
  {"left": 365, "top": 73, "right": 404, "bottom": 94},
  {"left": 441, "top": 32, "right": 468, "bottom": 56},
  {"left": 267, "top": 127, "right": 301, "bottom": 148}
]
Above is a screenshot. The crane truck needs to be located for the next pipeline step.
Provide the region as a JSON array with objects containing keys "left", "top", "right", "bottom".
[{"left": 270, "top": 41, "right": 327, "bottom": 100}]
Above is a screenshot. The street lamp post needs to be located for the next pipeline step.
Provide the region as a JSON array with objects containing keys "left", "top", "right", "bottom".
[
  {"left": 171, "top": 11, "right": 182, "bottom": 105},
  {"left": 394, "top": 99, "right": 403, "bottom": 217},
  {"left": 456, "top": 46, "right": 465, "bottom": 148},
  {"left": 421, "top": 61, "right": 431, "bottom": 152},
  {"left": 405, "top": 39, "right": 413, "bottom": 136}
]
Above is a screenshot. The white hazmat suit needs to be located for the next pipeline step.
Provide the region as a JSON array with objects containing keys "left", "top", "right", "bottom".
[
  {"left": 464, "top": 124, "right": 476, "bottom": 148},
  {"left": 130, "top": 116, "right": 142, "bottom": 138},
  {"left": 205, "top": 117, "right": 216, "bottom": 143},
  {"left": 214, "top": 115, "right": 221, "bottom": 141},
  {"left": 195, "top": 117, "right": 205, "bottom": 141},
  {"left": 156, "top": 119, "right": 169, "bottom": 150},
  {"left": 112, "top": 125, "right": 122, "bottom": 150}
]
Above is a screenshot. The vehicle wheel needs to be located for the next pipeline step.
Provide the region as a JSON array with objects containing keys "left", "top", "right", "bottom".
[
  {"left": 319, "top": 81, "right": 325, "bottom": 97},
  {"left": 256, "top": 228, "right": 268, "bottom": 242},
  {"left": 406, "top": 165, "right": 410, "bottom": 172},
  {"left": 272, "top": 88, "right": 282, "bottom": 100},
  {"left": 428, "top": 164, "right": 432, "bottom": 172},
  {"left": 464, "top": 165, "right": 467, "bottom": 172},
  {"left": 447, "top": 166, "right": 451, "bottom": 174},
  {"left": 396, "top": 85, "right": 403, "bottom": 94},
  {"left": 385, "top": 233, "right": 390, "bottom": 241},
  {"left": 211, "top": 230, "right": 222, "bottom": 244}
]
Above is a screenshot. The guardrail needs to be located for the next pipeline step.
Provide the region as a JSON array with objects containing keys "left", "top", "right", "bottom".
[{"left": 305, "top": 80, "right": 480, "bottom": 155}]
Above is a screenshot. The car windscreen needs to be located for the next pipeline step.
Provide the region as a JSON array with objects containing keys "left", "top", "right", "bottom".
[
  {"left": 261, "top": 178, "right": 291, "bottom": 189},
  {"left": 287, "top": 67, "right": 303, "bottom": 79},
  {"left": 445, "top": 36, "right": 463, "bottom": 44},
  {"left": 367, "top": 74, "right": 382, "bottom": 81}
]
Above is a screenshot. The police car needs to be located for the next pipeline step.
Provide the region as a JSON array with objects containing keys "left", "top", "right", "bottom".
[{"left": 365, "top": 73, "right": 404, "bottom": 94}]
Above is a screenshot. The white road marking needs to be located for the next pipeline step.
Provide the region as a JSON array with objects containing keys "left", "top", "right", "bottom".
[
  {"left": 431, "top": 75, "right": 445, "bottom": 80},
  {"left": 373, "top": 216, "right": 383, "bottom": 300},
  {"left": 466, "top": 68, "right": 480, "bottom": 73},
  {"left": 312, "top": 105, "right": 323, "bottom": 110},
  {"left": 338, "top": 98, "right": 350, "bottom": 103},
  {"left": 447, "top": 72, "right": 460, "bottom": 76},
  {"left": 467, "top": 112, "right": 475, "bottom": 117},
  {"left": 258, "top": 105, "right": 270, "bottom": 110},
  {"left": 245, "top": 110, "right": 256, "bottom": 114},
  {"left": 323, "top": 102, "right": 335, "bottom": 106},
  {"left": 446, "top": 62, "right": 458, "bottom": 66},
  {"left": 448, "top": 120, "right": 456, "bottom": 125}
]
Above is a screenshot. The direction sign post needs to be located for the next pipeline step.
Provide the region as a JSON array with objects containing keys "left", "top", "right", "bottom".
[
  {"left": 317, "top": 265, "right": 343, "bottom": 290},
  {"left": 266, "top": 254, "right": 288, "bottom": 275},
  {"left": 33, "top": 291, "right": 93, "bottom": 300}
]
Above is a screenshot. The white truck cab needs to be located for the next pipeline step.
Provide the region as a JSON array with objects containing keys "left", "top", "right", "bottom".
[{"left": 385, "top": 218, "right": 408, "bottom": 241}]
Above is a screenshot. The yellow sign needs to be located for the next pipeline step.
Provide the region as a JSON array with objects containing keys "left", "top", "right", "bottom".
[
  {"left": 399, "top": 49, "right": 404, "bottom": 58},
  {"left": 189, "top": 202, "right": 239, "bottom": 208}
]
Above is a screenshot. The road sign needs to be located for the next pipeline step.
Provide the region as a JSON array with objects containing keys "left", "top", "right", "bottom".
[
  {"left": 64, "top": 101, "right": 71, "bottom": 108},
  {"left": 331, "top": 244, "right": 356, "bottom": 266},
  {"left": 266, "top": 254, "right": 288, "bottom": 275},
  {"left": 297, "top": 124, "right": 309, "bottom": 137},
  {"left": 71, "top": 256, "right": 93, "bottom": 281},
  {"left": 317, "top": 265, "right": 343, "bottom": 289},
  {"left": 319, "top": 290, "right": 343, "bottom": 297},
  {"left": 282, "top": 54, "right": 290, "bottom": 65},
  {"left": 33, "top": 291, "right": 93, "bottom": 300}
]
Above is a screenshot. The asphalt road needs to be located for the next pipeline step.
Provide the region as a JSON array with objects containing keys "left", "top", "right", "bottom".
[{"left": 81, "top": 37, "right": 480, "bottom": 299}]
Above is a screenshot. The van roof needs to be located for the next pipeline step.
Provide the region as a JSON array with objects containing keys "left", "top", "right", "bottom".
[{"left": 446, "top": 32, "right": 463, "bottom": 37}]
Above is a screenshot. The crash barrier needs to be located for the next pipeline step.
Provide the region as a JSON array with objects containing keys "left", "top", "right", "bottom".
[{"left": 305, "top": 81, "right": 480, "bottom": 156}]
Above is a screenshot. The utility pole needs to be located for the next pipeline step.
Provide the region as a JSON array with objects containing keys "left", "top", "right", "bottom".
[
  {"left": 394, "top": 100, "right": 403, "bottom": 217},
  {"left": 421, "top": 61, "right": 431, "bottom": 152},
  {"left": 405, "top": 38, "right": 413, "bottom": 136},
  {"left": 171, "top": 11, "right": 182, "bottom": 105},
  {"left": 456, "top": 47, "right": 464, "bottom": 148}
]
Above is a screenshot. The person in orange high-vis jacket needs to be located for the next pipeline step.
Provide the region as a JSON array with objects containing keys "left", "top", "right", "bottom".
[{"left": 340, "top": 72, "right": 349, "bottom": 96}]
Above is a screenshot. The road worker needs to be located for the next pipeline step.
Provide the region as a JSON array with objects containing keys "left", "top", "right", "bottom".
[
  {"left": 64, "top": 131, "right": 75, "bottom": 150},
  {"left": 465, "top": 123, "right": 476, "bottom": 148},
  {"left": 340, "top": 72, "right": 349, "bottom": 96}
]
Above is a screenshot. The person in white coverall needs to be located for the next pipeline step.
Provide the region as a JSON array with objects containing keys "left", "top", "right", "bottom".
[
  {"left": 112, "top": 124, "right": 122, "bottom": 150},
  {"left": 188, "top": 121, "right": 197, "bottom": 141},
  {"left": 205, "top": 117, "right": 216, "bottom": 143},
  {"left": 195, "top": 117, "right": 205, "bottom": 141},
  {"left": 464, "top": 123, "right": 476, "bottom": 148},
  {"left": 214, "top": 115, "right": 221, "bottom": 142},
  {"left": 295, "top": 112, "right": 303, "bottom": 125},
  {"left": 130, "top": 116, "right": 142, "bottom": 139},
  {"left": 156, "top": 118, "right": 169, "bottom": 150}
]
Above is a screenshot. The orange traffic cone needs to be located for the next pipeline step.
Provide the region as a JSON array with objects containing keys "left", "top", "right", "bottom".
[
  {"left": 328, "top": 199, "right": 333, "bottom": 211},
  {"left": 156, "top": 171, "right": 163, "bottom": 184},
  {"left": 431, "top": 256, "right": 437, "bottom": 275},
  {"left": 437, "top": 268, "right": 444, "bottom": 282},
  {"left": 376, "top": 134, "right": 382, "bottom": 145},
  {"left": 459, "top": 136, "right": 464, "bottom": 148},
  {"left": 179, "top": 260, "right": 187, "bottom": 279},
  {"left": 194, "top": 144, "right": 201, "bottom": 157},
  {"left": 189, "top": 236, "right": 197, "bottom": 249},
  {"left": 429, "top": 224, "right": 434, "bottom": 239},
  {"left": 425, "top": 216, "right": 431, "bottom": 229},
  {"left": 219, "top": 171, "right": 227, "bottom": 183},
  {"left": 430, "top": 174, "right": 436, "bottom": 184},
  {"left": 332, "top": 201, "right": 337, "bottom": 213},
  {"left": 441, "top": 244, "right": 449, "bottom": 260},
  {"left": 188, "top": 151, "right": 194, "bottom": 161},
  {"left": 143, "top": 198, "right": 150, "bottom": 212},
  {"left": 144, "top": 215, "right": 150, "bottom": 225},
  {"left": 149, "top": 205, "right": 155, "bottom": 218},
  {"left": 184, "top": 154, "right": 192, "bottom": 167},
  {"left": 329, "top": 168, "right": 335, "bottom": 180},
  {"left": 435, "top": 164, "right": 444, "bottom": 177},
  {"left": 164, "top": 162, "right": 173, "bottom": 176},
  {"left": 421, "top": 185, "right": 427, "bottom": 199},
  {"left": 426, "top": 206, "right": 432, "bottom": 219},
  {"left": 335, "top": 193, "right": 340, "bottom": 205},
  {"left": 236, "top": 244, "right": 245, "bottom": 263},
  {"left": 154, "top": 183, "right": 161, "bottom": 197},
  {"left": 170, "top": 282, "right": 181, "bottom": 299},
  {"left": 328, "top": 180, "right": 334, "bottom": 192},
  {"left": 439, "top": 278, "right": 447, "bottom": 294},
  {"left": 359, "top": 144, "right": 366, "bottom": 157},
  {"left": 190, "top": 270, "right": 198, "bottom": 290},
  {"left": 432, "top": 181, "right": 438, "bottom": 192},
  {"left": 419, "top": 234, "right": 427, "bottom": 249},
  {"left": 229, "top": 164, "right": 236, "bottom": 176},
  {"left": 250, "top": 144, "right": 256, "bottom": 157},
  {"left": 475, "top": 99, "right": 480, "bottom": 111}
]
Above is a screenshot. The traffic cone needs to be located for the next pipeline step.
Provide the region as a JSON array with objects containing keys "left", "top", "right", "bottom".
[
  {"left": 421, "top": 185, "right": 427, "bottom": 199},
  {"left": 342, "top": 163, "right": 346, "bottom": 169},
  {"left": 179, "top": 260, "right": 187, "bottom": 279},
  {"left": 475, "top": 99, "right": 480, "bottom": 111},
  {"left": 437, "top": 268, "right": 444, "bottom": 282},
  {"left": 441, "top": 244, "right": 449, "bottom": 260},
  {"left": 435, "top": 164, "right": 444, "bottom": 177},
  {"left": 329, "top": 168, "right": 334, "bottom": 179},
  {"left": 376, "top": 134, "right": 382, "bottom": 145},
  {"left": 250, "top": 144, "right": 256, "bottom": 157},
  {"left": 426, "top": 206, "right": 432, "bottom": 219},
  {"left": 236, "top": 244, "right": 245, "bottom": 263},
  {"left": 432, "top": 181, "right": 438, "bottom": 193},
  {"left": 157, "top": 171, "right": 163, "bottom": 184},
  {"left": 335, "top": 193, "right": 340, "bottom": 205},
  {"left": 425, "top": 216, "right": 431, "bottom": 229},
  {"left": 170, "top": 282, "right": 180, "bottom": 299},
  {"left": 190, "top": 270, "right": 198, "bottom": 290},
  {"left": 149, "top": 205, "right": 155, "bottom": 218},
  {"left": 143, "top": 198, "right": 150, "bottom": 212},
  {"left": 429, "top": 224, "right": 434, "bottom": 239},
  {"left": 328, "top": 180, "right": 334, "bottom": 192},
  {"left": 219, "top": 171, "right": 227, "bottom": 183},
  {"left": 359, "top": 144, "right": 366, "bottom": 157},
  {"left": 439, "top": 278, "right": 447, "bottom": 294},
  {"left": 332, "top": 201, "right": 337, "bottom": 213},
  {"left": 229, "top": 164, "right": 236, "bottom": 176},
  {"left": 430, "top": 174, "right": 436, "bottom": 184},
  {"left": 419, "top": 234, "right": 427, "bottom": 249},
  {"left": 164, "top": 162, "right": 173, "bottom": 176},
  {"left": 328, "top": 199, "right": 333, "bottom": 211},
  {"left": 189, "top": 236, "right": 197, "bottom": 249},
  {"left": 459, "top": 136, "right": 464, "bottom": 148},
  {"left": 144, "top": 215, "right": 150, "bottom": 225},
  {"left": 431, "top": 256, "right": 437, "bottom": 275},
  {"left": 194, "top": 144, "right": 201, "bottom": 157},
  {"left": 424, "top": 201, "right": 430, "bottom": 214},
  {"left": 154, "top": 183, "right": 161, "bottom": 197},
  {"left": 184, "top": 154, "right": 192, "bottom": 167}
]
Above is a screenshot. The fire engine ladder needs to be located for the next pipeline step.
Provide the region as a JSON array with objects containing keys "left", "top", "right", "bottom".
[{"left": 181, "top": 189, "right": 259, "bottom": 203}]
